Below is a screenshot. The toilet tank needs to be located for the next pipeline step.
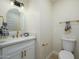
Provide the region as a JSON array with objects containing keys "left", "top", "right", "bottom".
[{"left": 62, "top": 38, "right": 76, "bottom": 52}]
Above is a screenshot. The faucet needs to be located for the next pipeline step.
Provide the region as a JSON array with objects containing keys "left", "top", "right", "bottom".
[{"left": 16, "top": 31, "right": 19, "bottom": 38}]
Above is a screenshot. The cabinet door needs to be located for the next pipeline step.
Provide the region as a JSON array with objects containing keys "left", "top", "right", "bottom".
[
  {"left": 23, "top": 41, "right": 35, "bottom": 59},
  {"left": 5, "top": 50, "right": 23, "bottom": 59}
]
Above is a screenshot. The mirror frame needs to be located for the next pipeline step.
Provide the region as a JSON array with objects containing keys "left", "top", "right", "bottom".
[{"left": 0, "top": 16, "right": 4, "bottom": 27}]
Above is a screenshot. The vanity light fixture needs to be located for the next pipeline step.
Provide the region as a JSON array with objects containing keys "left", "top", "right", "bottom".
[
  {"left": 10, "top": 0, "right": 15, "bottom": 5},
  {"left": 10, "top": 0, "right": 24, "bottom": 8}
]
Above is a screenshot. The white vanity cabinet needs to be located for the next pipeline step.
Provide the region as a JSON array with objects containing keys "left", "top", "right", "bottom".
[{"left": 0, "top": 38, "right": 36, "bottom": 59}]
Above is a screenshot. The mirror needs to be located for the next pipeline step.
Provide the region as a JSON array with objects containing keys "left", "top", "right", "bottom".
[{"left": 6, "top": 8, "right": 21, "bottom": 31}]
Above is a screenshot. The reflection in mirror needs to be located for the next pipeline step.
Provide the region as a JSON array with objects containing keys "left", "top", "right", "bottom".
[
  {"left": 0, "top": 16, "right": 9, "bottom": 38},
  {"left": 0, "top": 16, "right": 4, "bottom": 27},
  {"left": 6, "top": 8, "right": 21, "bottom": 31}
]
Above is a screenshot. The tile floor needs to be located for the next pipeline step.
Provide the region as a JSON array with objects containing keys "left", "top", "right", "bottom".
[{"left": 49, "top": 54, "right": 58, "bottom": 59}]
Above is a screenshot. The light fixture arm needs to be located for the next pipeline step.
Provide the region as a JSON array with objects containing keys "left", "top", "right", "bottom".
[{"left": 10, "top": 0, "right": 24, "bottom": 7}]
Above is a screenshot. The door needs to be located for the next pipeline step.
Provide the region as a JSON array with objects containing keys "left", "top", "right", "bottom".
[
  {"left": 23, "top": 41, "right": 35, "bottom": 59},
  {"left": 4, "top": 50, "right": 23, "bottom": 59}
]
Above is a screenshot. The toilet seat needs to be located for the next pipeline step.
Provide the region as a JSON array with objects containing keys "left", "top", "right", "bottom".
[{"left": 59, "top": 50, "right": 74, "bottom": 59}]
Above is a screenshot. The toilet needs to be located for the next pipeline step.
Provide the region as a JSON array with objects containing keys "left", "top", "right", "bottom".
[{"left": 59, "top": 37, "right": 76, "bottom": 59}]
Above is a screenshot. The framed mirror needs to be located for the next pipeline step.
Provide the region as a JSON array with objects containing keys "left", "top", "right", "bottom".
[{"left": 6, "top": 8, "right": 21, "bottom": 31}]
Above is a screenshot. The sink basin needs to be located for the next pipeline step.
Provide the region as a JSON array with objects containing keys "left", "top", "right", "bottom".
[
  {"left": 0, "top": 37, "right": 15, "bottom": 43},
  {"left": 0, "top": 38, "right": 19, "bottom": 44},
  {"left": 0, "top": 41, "right": 7, "bottom": 43}
]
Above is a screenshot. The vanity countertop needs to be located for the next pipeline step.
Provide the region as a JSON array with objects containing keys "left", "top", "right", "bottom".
[{"left": 0, "top": 36, "right": 36, "bottom": 48}]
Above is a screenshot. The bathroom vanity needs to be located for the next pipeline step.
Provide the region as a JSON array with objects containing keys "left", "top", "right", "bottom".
[{"left": 0, "top": 36, "right": 36, "bottom": 59}]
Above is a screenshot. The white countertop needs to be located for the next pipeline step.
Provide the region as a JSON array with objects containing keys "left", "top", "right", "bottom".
[{"left": 0, "top": 36, "right": 36, "bottom": 48}]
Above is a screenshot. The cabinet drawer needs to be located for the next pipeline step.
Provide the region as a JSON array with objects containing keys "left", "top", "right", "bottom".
[{"left": 2, "top": 40, "right": 35, "bottom": 55}]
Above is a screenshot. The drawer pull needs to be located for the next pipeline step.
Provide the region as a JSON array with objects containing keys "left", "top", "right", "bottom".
[
  {"left": 24, "top": 50, "right": 26, "bottom": 56},
  {"left": 21, "top": 51, "right": 23, "bottom": 58}
]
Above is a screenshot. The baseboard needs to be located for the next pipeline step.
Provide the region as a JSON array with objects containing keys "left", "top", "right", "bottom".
[{"left": 46, "top": 51, "right": 58, "bottom": 59}]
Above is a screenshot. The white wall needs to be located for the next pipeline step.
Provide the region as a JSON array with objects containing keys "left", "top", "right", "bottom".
[
  {"left": 25, "top": 0, "right": 53, "bottom": 59},
  {"left": 40, "top": 0, "right": 52, "bottom": 59},
  {"left": 51, "top": 0, "right": 79, "bottom": 59}
]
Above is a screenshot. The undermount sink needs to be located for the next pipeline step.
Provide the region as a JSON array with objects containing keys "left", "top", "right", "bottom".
[
  {"left": 0, "top": 36, "right": 35, "bottom": 44},
  {"left": 0, "top": 41, "right": 6, "bottom": 43},
  {"left": 0, "top": 37, "right": 22, "bottom": 44},
  {"left": 0, "top": 36, "right": 35, "bottom": 48},
  {"left": 0, "top": 38, "right": 13, "bottom": 43}
]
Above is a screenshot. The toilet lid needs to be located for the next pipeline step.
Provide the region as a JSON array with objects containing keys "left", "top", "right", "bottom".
[{"left": 59, "top": 50, "right": 74, "bottom": 59}]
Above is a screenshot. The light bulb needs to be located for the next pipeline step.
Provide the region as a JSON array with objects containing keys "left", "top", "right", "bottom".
[
  {"left": 21, "top": 6, "right": 24, "bottom": 9},
  {"left": 10, "top": 1, "right": 14, "bottom": 5}
]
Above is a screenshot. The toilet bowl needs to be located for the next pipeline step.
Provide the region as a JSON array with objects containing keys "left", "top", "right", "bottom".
[
  {"left": 59, "top": 50, "right": 74, "bottom": 59},
  {"left": 58, "top": 37, "right": 76, "bottom": 59}
]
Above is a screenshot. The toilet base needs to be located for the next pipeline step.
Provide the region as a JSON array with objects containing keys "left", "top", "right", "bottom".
[{"left": 59, "top": 50, "right": 74, "bottom": 59}]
